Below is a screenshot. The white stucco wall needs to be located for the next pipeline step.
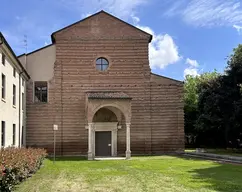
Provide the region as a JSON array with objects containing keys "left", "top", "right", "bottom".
[
  {"left": 18, "top": 45, "right": 56, "bottom": 81},
  {"left": 0, "top": 46, "right": 26, "bottom": 148}
]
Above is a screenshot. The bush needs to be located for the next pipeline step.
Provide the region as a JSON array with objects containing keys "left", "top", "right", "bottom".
[{"left": 0, "top": 147, "right": 47, "bottom": 191}]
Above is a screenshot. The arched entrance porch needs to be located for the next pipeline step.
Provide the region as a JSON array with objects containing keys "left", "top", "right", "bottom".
[{"left": 86, "top": 92, "right": 132, "bottom": 160}]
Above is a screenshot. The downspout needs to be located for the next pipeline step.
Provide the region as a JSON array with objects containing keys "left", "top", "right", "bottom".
[{"left": 19, "top": 72, "right": 24, "bottom": 147}]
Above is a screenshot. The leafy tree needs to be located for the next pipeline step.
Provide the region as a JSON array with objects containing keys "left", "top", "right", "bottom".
[
  {"left": 196, "top": 75, "right": 240, "bottom": 147},
  {"left": 184, "top": 45, "right": 242, "bottom": 148},
  {"left": 194, "top": 45, "right": 242, "bottom": 148},
  {"left": 184, "top": 71, "right": 219, "bottom": 146}
]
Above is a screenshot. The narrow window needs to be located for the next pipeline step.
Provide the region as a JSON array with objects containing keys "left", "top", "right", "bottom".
[
  {"left": 13, "top": 84, "right": 16, "bottom": 106},
  {"left": 21, "top": 126, "right": 24, "bottom": 145},
  {"left": 22, "top": 77, "right": 24, "bottom": 86},
  {"left": 13, "top": 124, "right": 16, "bottom": 146},
  {"left": 22, "top": 92, "right": 24, "bottom": 110},
  {"left": 34, "top": 81, "right": 48, "bottom": 102},
  {"left": 2, "top": 53, "right": 5, "bottom": 65},
  {"left": 1, "top": 121, "right": 5, "bottom": 147},
  {"left": 13, "top": 68, "right": 16, "bottom": 77},
  {"left": 1, "top": 74, "right": 5, "bottom": 99}
]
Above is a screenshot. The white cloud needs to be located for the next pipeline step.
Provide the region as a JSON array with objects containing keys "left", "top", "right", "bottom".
[
  {"left": 165, "top": 0, "right": 242, "bottom": 27},
  {"left": 184, "top": 68, "right": 199, "bottom": 77},
  {"left": 233, "top": 25, "right": 242, "bottom": 35},
  {"left": 137, "top": 25, "right": 181, "bottom": 69},
  {"left": 184, "top": 58, "right": 200, "bottom": 77},
  {"left": 186, "top": 58, "right": 199, "bottom": 67},
  {"left": 60, "top": 0, "right": 147, "bottom": 19},
  {"left": 131, "top": 14, "right": 140, "bottom": 25}
]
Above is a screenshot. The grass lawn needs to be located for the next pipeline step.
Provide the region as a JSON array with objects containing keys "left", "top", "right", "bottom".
[
  {"left": 186, "top": 148, "right": 242, "bottom": 157},
  {"left": 15, "top": 156, "right": 242, "bottom": 192}
]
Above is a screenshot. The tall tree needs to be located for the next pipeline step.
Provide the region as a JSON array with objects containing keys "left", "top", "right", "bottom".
[
  {"left": 184, "top": 72, "right": 219, "bottom": 146},
  {"left": 195, "top": 45, "right": 242, "bottom": 148},
  {"left": 196, "top": 75, "right": 240, "bottom": 147}
]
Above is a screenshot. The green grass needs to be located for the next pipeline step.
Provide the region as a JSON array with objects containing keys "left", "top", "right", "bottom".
[
  {"left": 15, "top": 156, "right": 242, "bottom": 192},
  {"left": 186, "top": 148, "right": 242, "bottom": 157}
]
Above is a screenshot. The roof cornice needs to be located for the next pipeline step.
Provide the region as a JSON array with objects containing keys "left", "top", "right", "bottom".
[{"left": 0, "top": 32, "right": 30, "bottom": 79}]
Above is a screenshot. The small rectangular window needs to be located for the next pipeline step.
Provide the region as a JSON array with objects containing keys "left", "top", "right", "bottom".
[
  {"left": 13, "top": 84, "right": 16, "bottom": 106},
  {"left": 1, "top": 74, "right": 6, "bottom": 100},
  {"left": 22, "top": 77, "right": 24, "bottom": 86},
  {"left": 1, "top": 121, "right": 5, "bottom": 147},
  {"left": 13, "top": 124, "right": 16, "bottom": 146},
  {"left": 34, "top": 81, "right": 48, "bottom": 103},
  {"left": 2, "top": 53, "right": 5, "bottom": 65},
  {"left": 13, "top": 68, "right": 16, "bottom": 77}
]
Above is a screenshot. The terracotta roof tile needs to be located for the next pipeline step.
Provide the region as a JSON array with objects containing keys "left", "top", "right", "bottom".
[{"left": 87, "top": 92, "right": 131, "bottom": 99}]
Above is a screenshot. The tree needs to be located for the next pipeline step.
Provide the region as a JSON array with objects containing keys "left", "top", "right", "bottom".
[
  {"left": 196, "top": 75, "right": 240, "bottom": 147},
  {"left": 184, "top": 71, "right": 219, "bottom": 146},
  {"left": 194, "top": 45, "right": 242, "bottom": 148}
]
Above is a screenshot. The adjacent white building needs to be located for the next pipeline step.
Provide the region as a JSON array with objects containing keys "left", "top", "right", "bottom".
[{"left": 0, "top": 33, "right": 30, "bottom": 148}]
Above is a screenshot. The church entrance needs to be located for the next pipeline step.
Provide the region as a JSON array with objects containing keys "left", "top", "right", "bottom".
[
  {"left": 95, "top": 131, "right": 112, "bottom": 156},
  {"left": 86, "top": 91, "right": 132, "bottom": 160}
]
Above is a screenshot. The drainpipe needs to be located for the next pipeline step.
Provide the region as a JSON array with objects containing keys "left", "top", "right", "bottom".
[{"left": 19, "top": 72, "right": 24, "bottom": 147}]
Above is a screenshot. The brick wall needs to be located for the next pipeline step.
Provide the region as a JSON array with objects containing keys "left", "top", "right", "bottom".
[{"left": 25, "top": 11, "right": 184, "bottom": 156}]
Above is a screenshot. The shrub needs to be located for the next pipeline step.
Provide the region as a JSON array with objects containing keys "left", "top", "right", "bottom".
[{"left": 0, "top": 147, "right": 47, "bottom": 191}]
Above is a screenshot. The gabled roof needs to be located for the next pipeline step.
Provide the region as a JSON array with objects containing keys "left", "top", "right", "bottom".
[
  {"left": 0, "top": 32, "right": 30, "bottom": 79},
  {"left": 51, "top": 10, "right": 152, "bottom": 43}
]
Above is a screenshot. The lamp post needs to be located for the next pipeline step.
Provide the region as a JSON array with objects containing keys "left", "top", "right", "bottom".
[{"left": 53, "top": 124, "right": 58, "bottom": 163}]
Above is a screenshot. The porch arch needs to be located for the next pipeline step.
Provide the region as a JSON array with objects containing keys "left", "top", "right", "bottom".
[
  {"left": 86, "top": 92, "right": 132, "bottom": 160},
  {"left": 90, "top": 103, "right": 130, "bottom": 124}
]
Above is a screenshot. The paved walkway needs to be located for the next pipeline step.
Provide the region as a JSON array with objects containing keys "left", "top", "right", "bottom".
[
  {"left": 184, "top": 152, "right": 242, "bottom": 165},
  {"left": 94, "top": 157, "right": 126, "bottom": 160}
]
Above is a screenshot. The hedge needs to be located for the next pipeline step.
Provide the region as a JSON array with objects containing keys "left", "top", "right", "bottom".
[{"left": 0, "top": 147, "right": 47, "bottom": 191}]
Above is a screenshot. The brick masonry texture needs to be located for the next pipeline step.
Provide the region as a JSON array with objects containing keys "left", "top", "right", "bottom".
[{"left": 25, "top": 11, "right": 184, "bottom": 156}]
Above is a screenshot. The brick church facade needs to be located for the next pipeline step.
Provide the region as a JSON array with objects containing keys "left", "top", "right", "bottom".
[{"left": 18, "top": 11, "right": 184, "bottom": 159}]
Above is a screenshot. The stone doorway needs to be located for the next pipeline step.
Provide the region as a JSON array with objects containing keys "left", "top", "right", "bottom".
[{"left": 86, "top": 91, "right": 132, "bottom": 160}]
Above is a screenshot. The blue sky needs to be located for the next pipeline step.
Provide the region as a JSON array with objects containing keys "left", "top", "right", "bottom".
[{"left": 1, "top": 0, "right": 242, "bottom": 80}]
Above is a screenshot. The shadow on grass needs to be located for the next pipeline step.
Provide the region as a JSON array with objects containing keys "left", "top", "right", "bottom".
[
  {"left": 171, "top": 155, "right": 242, "bottom": 192},
  {"left": 189, "top": 163, "right": 242, "bottom": 192},
  {"left": 47, "top": 156, "right": 87, "bottom": 162}
]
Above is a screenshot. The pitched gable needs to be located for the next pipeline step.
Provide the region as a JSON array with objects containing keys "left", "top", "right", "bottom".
[{"left": 51, "top": 11, "right": 152, "bottom": 43}]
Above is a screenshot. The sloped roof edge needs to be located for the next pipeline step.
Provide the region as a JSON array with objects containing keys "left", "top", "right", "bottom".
[
  {"left": 18, "top": 44, "right": 54, "bottom": 58},
  {"left": 151, "top": 72, "right": 184, "bottom": 84},
  {"left": 0, "top": 32, "right": 30, "bottom": 79},
  {"left": 51, "top": 10, "right": 152, "bottom": 43}
]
